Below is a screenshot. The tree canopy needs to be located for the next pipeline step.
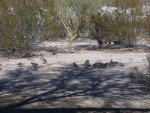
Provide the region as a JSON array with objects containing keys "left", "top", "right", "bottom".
[{"left": 56, "top": 0, "right": 110, "bottom": 52}]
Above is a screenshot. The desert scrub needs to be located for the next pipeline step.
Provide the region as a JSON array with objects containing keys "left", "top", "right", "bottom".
[
  {"left": 90, "top": 0, "right": 143, "bottom": 48},
  {"left": 129, "top": 54, "right": 150, "bottom": 89},
  {"left": 0, "top": 0, "right": 60, "bottom": 56}
]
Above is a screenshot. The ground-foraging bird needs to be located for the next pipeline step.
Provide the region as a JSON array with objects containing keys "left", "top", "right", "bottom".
[
  {"left": 31, "top": 62, "right": 39, "bottom": 71},
  {"left": 72, "top": 62, "right": 78, "bottom": 68},
  {"left": 17, "top": 62, "right": 24, "bottom": 67},
  {"left": 84, "top": 60, "right": 91, "bottom": 68},
  {"left": 43, "top": 59, "right": 47, "bottom": 64}
]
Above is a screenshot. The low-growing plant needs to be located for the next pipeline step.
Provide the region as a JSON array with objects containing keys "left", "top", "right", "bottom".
[{"left": 129, "top": 54, "right": 150, "bottom": 90}]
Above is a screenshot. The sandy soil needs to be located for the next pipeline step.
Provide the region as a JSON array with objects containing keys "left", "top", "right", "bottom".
[{"left": 0, "top": 40, "right": 150, "bottom": 110}]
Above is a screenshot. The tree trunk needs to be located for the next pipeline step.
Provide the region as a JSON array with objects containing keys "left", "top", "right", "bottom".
[
  {"left": 68, "top": 33, "right": 78, "bottom": 53},
  {"left": 97, "top": 38, "right": 103, "bottom": 47}
]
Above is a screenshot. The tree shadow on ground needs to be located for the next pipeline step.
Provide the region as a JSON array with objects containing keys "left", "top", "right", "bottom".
[
  {"left": 37, "top": 43, "right": 97, "bottom": 53},
  {"left": 0, "top": 65, "right": 150, "bottom": 111},
  {"left": 73, "top": 44, "right": 150, "bottom": 52},
  {"left": 74, "top": 44, "right": 97, "bottom": 51}
]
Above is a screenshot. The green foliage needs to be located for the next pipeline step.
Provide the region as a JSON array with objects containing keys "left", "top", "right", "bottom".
[
  {"left": 91, "top": 13, "right": 114, "bottom": 46},
  {"left": 90, "top": 0, "right": 143, "bottom": 47},
  {"left": 56, "top": 0, "right": 110, "bottom": 52},
  {"left": 142, "top": 15, "right": 150, "bottom": 40},
  {"left": 113, "top": 0, "right": 143, "bottom": 9},
  {"left": 0, "top": 0, "right": 148, "bottom": 55},
  {"left": 0, "top": 0, "right": 59, "bottom": 56}
]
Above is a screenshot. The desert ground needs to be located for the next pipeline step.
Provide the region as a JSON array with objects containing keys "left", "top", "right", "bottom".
[{"left": 0, "top": 39, "right": 150, "bottom": 112}]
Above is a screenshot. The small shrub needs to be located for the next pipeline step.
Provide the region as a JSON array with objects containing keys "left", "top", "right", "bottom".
[{"left": 129, "top": 54, "right": 150, "bottom": 89}]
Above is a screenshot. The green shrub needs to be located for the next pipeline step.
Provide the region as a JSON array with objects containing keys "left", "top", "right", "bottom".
[
  {"left": 0, "top": 0, "right": 60, "bottom": 56},
  {"left": 142, "top": 15, "right": 150, "bottom": 41},
  {"left": 90, "top": 0, "right": 143, "bottom": 48}
]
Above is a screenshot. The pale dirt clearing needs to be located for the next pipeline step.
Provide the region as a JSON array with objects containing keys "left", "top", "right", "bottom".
[{"left": 0, "top": 40, "right": 150, "bottom": 109}]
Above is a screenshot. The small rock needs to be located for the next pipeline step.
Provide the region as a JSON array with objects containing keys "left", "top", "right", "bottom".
[
  {"left": 83, "top": 60, "right": 91, "bottom": 68},
  {"left": 0, "top": 67, "right": 2, "bottom": 71}
]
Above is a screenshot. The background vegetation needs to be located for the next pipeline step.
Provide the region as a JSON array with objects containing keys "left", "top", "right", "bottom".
[
  {"left": 0, "top": 0, "right": 60, "bottom": 56},
  {"left": 0, "top": 0, "right": 149, "bottom": 55},
  {"left": 90, "top": 0, "right": 144, "bottom": 47}
]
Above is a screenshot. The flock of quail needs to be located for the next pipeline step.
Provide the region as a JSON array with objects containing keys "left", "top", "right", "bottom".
[
  {"left": 0, "top": 57, "right": 124, "bottom": 72},
  {"left": 72, "top": 59, "right": 124, "bottom": 69}
]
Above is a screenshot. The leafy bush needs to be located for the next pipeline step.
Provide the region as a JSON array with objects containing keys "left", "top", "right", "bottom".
[
  {"left": 90, "top": 13, "right": 117, "bottom": 46},
  {"left": 142, "top": 15, "right": 150, "bottom": 40},
  {"left": 0, "top": 0, "right": 60, "bottom": 56},
  {"left": 90, "top": 0, "right": 143, "bottom": 48}
]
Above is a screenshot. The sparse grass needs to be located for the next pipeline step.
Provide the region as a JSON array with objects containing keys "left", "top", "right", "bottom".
[{"left": 129, "top": 54, "right": 150, "bottom": 89}]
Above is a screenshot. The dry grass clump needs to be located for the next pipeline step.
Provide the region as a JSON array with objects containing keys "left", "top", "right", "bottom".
[{"left": 129, "top": 54, "right": 150, "bottom": 89}]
